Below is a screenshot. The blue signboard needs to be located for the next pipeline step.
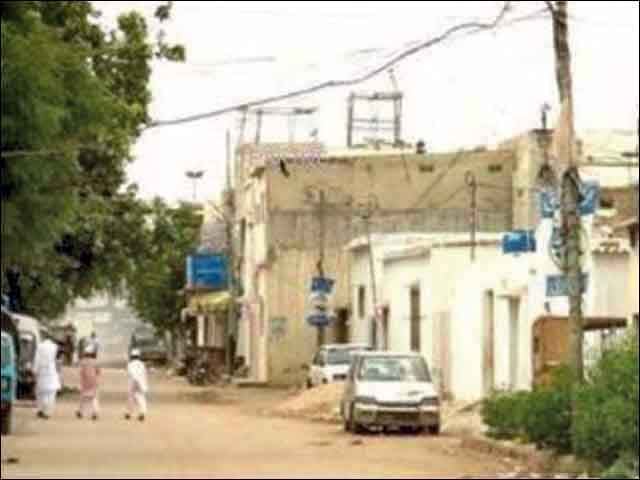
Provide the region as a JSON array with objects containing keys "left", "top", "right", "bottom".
[
  {"left": 307, "top": 277, "right": 335, "bottom": 328},
  {"left": 311, "top": 277, "right": 335, "bottom": 295},
  {"left": 579, "top": 181, "right": 600, "bottom": 216},
  {"left": 539, "top": 182, "right": 600, "bottom": 219},
  {"left": 546, "top": 274, "right": 589, "bottom": 297},
  {"left": 186, "top": 254, "right": 228, "bottom": 291},
  {"left": 503, "top": 230, "right": 537, "bottom": 254}
]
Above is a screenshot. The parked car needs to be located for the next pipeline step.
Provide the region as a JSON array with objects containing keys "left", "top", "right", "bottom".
[
  {"left": 1, "top": 331, "right": 18, "bottom": 436},
  {"left": 307, "top": 344, "right": 372, "bottom": 388},
  {"left": 130, "top": 326, "right": 168, "bottom": 365},
  {"left": 341, "top": 352, "right": 441, "bottom": 435},
  {"left": 12, "top": 313, "right": 43, "bottom": 399}
]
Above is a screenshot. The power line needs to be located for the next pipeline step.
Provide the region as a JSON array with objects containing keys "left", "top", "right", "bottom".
[{"left": 148, "top": 3, "right": 515, "bottom": 128}]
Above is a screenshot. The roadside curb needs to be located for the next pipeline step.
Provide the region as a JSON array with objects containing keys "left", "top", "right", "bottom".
[{"left": 460, "top": 435, "right": 555, "bottom": 472}]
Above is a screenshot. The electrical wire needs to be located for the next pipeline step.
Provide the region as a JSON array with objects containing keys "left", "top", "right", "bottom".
[{"left": 148, "top": 3, "right": 515, "bottom": 128}]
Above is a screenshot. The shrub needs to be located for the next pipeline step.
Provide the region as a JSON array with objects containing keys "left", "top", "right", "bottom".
[
  {"left": 482, "top": 390, "right": 529, "bottom": 440},
  {"left": 522, "top": 384, "right": 572, "bottom": 453},
  {"left": 482, "top": 367, "right": 573, "bottom": 451},
  {"left": 573, "top": 335, "right": 639, "bottom": 468},
  {"left": 602, "top": 453, "right": 639, "bottom": 479}
]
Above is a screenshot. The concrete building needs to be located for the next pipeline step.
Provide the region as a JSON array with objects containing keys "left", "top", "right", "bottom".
[
  {"left": 232, "top": 129, "right": 636, "bottom": 386},
  {"left": 55, "top": 294, "right": 143, "bottom": 364},
  {"left": 234, "top": 143, "right": 516, "bottom": 385}
]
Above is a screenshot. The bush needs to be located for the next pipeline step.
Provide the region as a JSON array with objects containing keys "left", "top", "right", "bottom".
[
  {"left": 482, "top": 390, "right": 529, "bottom": 440},
  {"left": 482, "top": 367, "right": 573, "bottom": 451},
  {"left": 522, "top": 381, "right": 573, "bottom": 453},
  {"left": 602, "top": 453, "right": 639, "bottom": 479},
  {"left": 481, "top": 335, "right": 639, "bottom": 472},
  {"left": 573, "top": 335, "right": 639, "bottom": 468},
  {"left": 482, "top": 369, "right": 572, "bottom": 453}
]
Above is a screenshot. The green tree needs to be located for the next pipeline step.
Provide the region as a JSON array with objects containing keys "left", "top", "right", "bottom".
[
  {"left": 1, "top": 1, "right": 185, "bottom": 319},
  {"left": 127, "top": 200, "right": 203, "bottom": 342}
]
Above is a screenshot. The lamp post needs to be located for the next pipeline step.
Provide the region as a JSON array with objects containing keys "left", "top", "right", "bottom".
[{"left": 185, "top": 170, "right": 205, "bottom": 203}]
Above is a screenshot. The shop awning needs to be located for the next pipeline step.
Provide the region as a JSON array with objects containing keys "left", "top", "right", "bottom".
[{"left": 188, "top": 291, "right": 232, "bottom": 315}]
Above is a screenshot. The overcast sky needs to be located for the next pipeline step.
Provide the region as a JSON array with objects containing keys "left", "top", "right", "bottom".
[{"left": 94, "top": 1, "right": 639, "bottom": 203}]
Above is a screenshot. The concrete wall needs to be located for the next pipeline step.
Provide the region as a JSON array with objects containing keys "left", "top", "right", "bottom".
[
  {"left": 591, "top": 252, "right": 631, "bottom": 319},
  {"left": 266, "top": 247, "right": 351, "bottom": 385}
]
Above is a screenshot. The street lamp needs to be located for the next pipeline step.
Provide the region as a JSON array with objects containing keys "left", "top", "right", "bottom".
[{"left": 185, "top": 170, "right": 205, "bottom": 203}]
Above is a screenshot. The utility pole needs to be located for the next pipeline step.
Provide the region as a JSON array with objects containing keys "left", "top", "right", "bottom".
[
  {"left": 305, "top": 187, "right": 329, "bottom": 347},
  {"left": 225, "top": 130, "right": 237, "bottom": 377},
  {"left": 548, "top": 0, "right": 584, "bottom": 381},
  {"left": 305, "top": 186, "right": 353, "bottom": 347},
  {"left": 355, "top": 195, "right": 382, "bottom": 350},
  {"left": 466, "top": 172, "right": 478, "bottom": 262},
  {"left": 316, "top": 189, "right": 327, "bottom": 347}
]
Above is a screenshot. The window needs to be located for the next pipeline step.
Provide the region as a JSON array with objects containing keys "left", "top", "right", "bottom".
[
  {"left": 358, "top": 286, "right": 366, "bottom": 320},
  {"left": 358, "top": 356, "right": 432, "bottom": 383},
  {"left": 600, "top": 197, "right": 615, "bottom": 209}
]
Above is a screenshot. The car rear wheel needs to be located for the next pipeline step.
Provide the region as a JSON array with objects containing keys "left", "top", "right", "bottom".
[
  {"left": 428, "top": 424, "right": 441, "bottom": 436},
  {"left": 1, "top": 407, "right": 13, "bottom": 436}
]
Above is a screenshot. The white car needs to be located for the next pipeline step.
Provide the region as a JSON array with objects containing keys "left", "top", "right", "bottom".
[
  {"left": 307, "top": 344, "right": 371, "bottom": 388},
  {"left": 341, "top": 352, "right": 441, "bottom": 435}
]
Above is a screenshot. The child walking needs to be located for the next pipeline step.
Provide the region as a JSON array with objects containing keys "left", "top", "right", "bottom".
[
  {"left": 77, "top": 344, "right": 100, "bottom": 421},
  {"left": 126, "top": 349, "right": 148, "bottom": 422}
]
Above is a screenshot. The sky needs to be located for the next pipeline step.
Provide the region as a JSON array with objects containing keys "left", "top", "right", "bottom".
[{"left": 93, "top": 1, "right": 639, "bottom": 203}]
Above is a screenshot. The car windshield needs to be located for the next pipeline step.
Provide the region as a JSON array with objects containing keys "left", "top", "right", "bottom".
[
  {"left": 358, "top": 356, "right": 432, "bottom": 383},
  {"left": 327, "top": 348, "right": 365, "bottom": 365},
  {"left": 1, "top": 338, "right": 12, "bottom": 369}
]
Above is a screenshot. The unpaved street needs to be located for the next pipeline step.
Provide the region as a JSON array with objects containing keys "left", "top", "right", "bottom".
[{"left": 2, "top": 369, "right": 513, "bottom": 479}]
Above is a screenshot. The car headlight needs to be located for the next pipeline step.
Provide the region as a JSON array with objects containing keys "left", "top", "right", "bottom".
[
  {"left": 355, "top": 396, "right": 378, "bottom": 405},
  {"left": 422, "top": 397, "right": 440, "bottom": 408}
]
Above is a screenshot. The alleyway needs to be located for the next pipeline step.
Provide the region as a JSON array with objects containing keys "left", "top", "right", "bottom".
[{"left": 1, "top": 369, "right": 516, "bottom": 479}]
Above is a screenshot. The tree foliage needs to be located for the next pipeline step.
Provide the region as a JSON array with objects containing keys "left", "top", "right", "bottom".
[
  {"left": 126, "top": 200, "right": 203, "bottom": 336},
  {"left": 1, "top": 1, "right": 185, "bottom": 319}
]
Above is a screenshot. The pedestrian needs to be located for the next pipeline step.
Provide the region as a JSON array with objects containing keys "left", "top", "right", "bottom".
[
  {"left": 64, "top": 326, "right": 75, "bottom": 367},
  {"left": 125, "top": 349, "right": 148, "bottom": 422},
  {"left": 76, "top": 344, "right": 101, "bottom": 421},
  {"left": 88, "top": 332, "right": 100, "bottom": 358},
  {"left": 34, "top": 334, "right": 61, "bottom": 419}
]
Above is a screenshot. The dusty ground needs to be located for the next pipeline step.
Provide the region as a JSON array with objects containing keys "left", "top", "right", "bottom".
[{"left": 1, "top": 368, "right": 518, "bottom": 479}]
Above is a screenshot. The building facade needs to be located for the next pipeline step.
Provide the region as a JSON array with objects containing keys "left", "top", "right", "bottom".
[{"left": 234, "top": 144, "right": 516, "bottom": 385}]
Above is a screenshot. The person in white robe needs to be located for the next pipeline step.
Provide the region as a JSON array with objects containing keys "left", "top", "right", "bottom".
[
  {"left": 125, "top": 349, "right": 149, "bottom": 422},
  {"left": 34, "top": 337, "right": 61, "bottom": 419}
]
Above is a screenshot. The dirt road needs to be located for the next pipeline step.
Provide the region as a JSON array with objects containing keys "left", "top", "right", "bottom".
[{"left": 1, "top": 369, "right": 513, "bottom": 479}]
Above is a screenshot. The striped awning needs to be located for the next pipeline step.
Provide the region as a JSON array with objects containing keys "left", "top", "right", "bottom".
[{"left": 188, "top": 291, "right": 232, "bottom": 315}]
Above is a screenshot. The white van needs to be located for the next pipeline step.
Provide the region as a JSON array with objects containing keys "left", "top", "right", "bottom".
[{"left": 12, "top": 313, "right": 43, "bottom": 398}]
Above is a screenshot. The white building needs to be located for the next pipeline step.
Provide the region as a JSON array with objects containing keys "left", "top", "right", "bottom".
[
  {"left": 349, "top": 229, "right": 631, "bottom": 403},
  {"left": 348, "top": 233, "right": 503, "bottom": 397},
  {"left": 449, "top": 236, "right": 630, "bottom": 402}
]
